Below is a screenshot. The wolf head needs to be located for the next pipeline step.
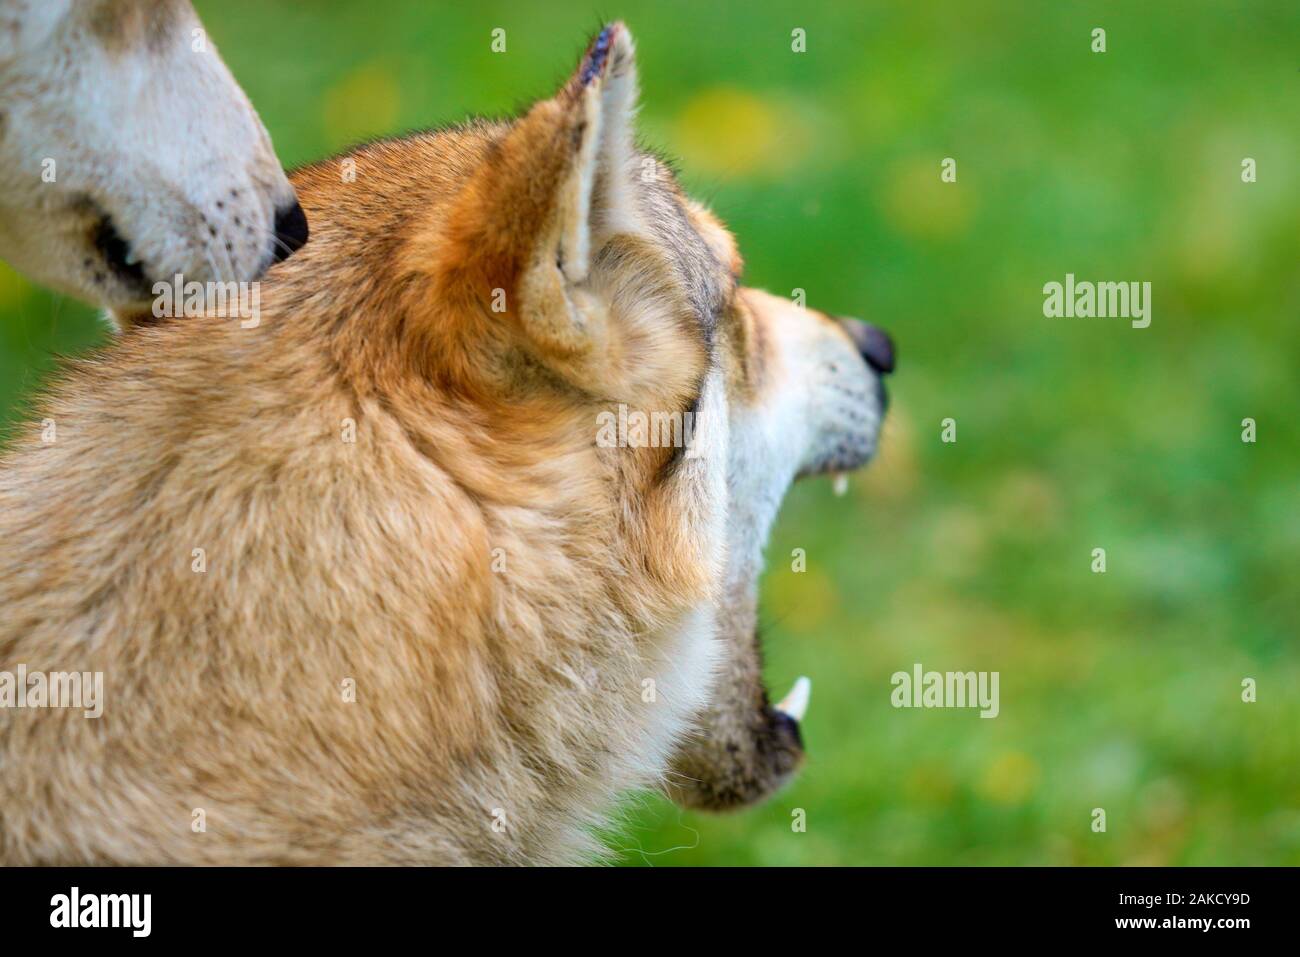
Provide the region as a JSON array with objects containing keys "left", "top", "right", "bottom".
[
  {"left": 0, "top": 0, "right": 306, "bottom": 310},
  {"left": 0, "top": 23, "right": 895, "bottom": 864},
  {"left": 332, "top": 23, "right": 893, "bottom": 810}
]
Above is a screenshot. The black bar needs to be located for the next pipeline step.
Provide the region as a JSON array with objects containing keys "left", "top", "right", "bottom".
[{"left": 0, "top": 866, "right": 1286, "bottom": 942}]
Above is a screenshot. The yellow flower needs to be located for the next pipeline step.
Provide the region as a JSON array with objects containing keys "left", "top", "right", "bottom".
[
  {"left": 878, "top": 155, "right": 976, "bottom": 242},
  {"left": 977, "top": 751, "right": 1040, "bottom": 806},
  {"left": 671, "top": 88, "right": 806, "bottom": 179}
]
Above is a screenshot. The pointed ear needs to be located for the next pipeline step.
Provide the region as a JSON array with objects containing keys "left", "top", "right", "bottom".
[{"left": 434, "top": 23, "right": 642, "bottom": 360}]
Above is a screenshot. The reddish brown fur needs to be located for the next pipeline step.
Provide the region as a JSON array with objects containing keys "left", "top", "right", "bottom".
[{"left": 0, "top": 24, "right": 862, "bottom": 863}]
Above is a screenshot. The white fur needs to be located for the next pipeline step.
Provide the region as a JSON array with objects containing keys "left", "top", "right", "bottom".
[
  {"left": 0, "top": 0, "right": 296, "bottom": 309},
  {"left": 728, "top": 290, "right": 884, "bottom": 588}
]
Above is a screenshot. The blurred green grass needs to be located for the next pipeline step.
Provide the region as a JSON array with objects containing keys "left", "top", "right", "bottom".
[{"left": 2, "top": 0, "right": 1296, "bottom": 864}]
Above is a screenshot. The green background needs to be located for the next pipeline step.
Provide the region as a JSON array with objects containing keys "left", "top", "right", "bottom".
[{"left": 2, "top": 1, "right": 1296, "bottom": 865}]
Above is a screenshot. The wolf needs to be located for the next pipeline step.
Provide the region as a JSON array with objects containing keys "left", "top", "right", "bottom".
[
  {"left": 0, "top": 23, "right": 894, "bottom": 864},
  {"left": 0, "top": 0, "right": 307, "bottom": 312}
]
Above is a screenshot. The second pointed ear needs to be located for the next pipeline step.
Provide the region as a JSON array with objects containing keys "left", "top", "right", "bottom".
[{"left": 435, "top": 23, "right": 640, "bottom": 360}]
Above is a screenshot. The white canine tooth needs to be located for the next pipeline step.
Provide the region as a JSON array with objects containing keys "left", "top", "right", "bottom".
[
  {"left": 831, "top": 473, "right": 849, "bottom": 497},
  {"left": 124, "top": 251, "right": 140, "bottom": 266},
  {"left": 776, "top": 676, "right": 811, "bottom": 722}
]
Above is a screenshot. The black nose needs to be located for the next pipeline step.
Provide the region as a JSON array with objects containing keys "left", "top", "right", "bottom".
[
  {"left": 840, "top": 318, "right": 895, "bottom": 374},
  {"left": 272, "top": 200, "right": 309, "bottom": 262}
]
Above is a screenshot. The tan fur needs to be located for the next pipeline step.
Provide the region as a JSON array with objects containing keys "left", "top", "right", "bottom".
[
  {"left": 87, "top": 0, "right": 186, "bottom": 55},
  {"left": 0, "top": 24, "right": 887, "bottom": 863}
]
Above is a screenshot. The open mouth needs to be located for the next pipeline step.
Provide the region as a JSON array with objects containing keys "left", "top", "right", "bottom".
[
  {"left": 92, "top": 215, "right": 149, "bottom": 288},
  {"left": 796, "top": 442, "right": 878, "bottom": 487}
]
